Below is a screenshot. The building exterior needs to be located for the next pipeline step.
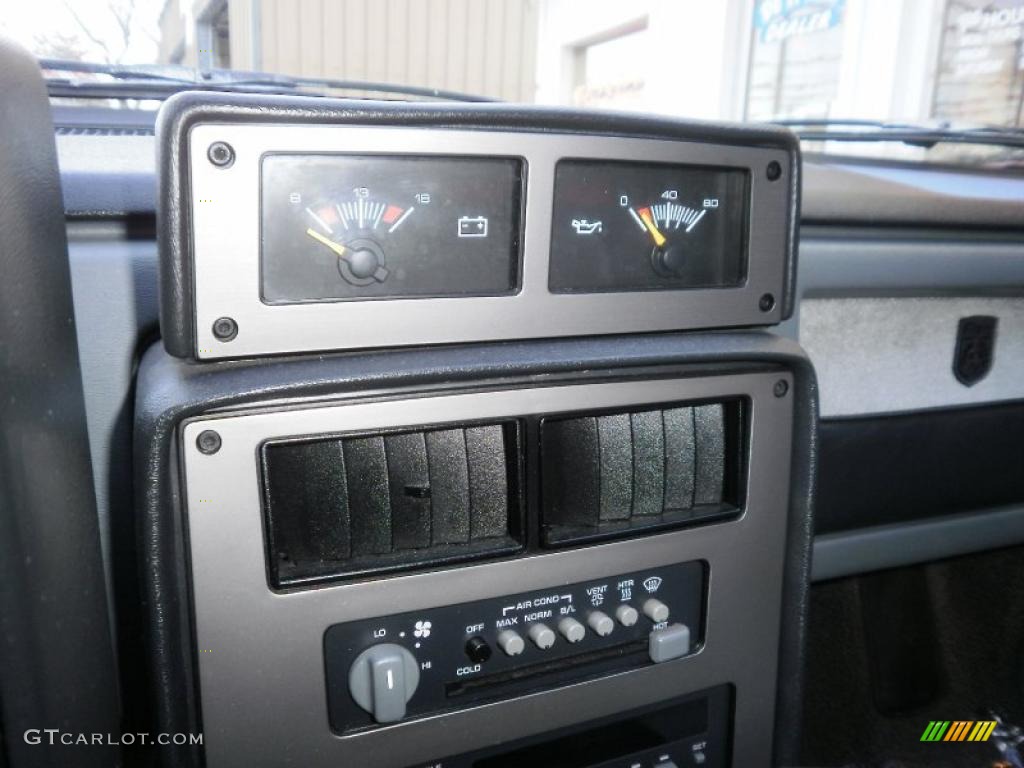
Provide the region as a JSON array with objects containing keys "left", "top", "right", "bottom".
[
  {"left": 158, "top": 0, "right": 539, "bottom": 101},
  {"left": 159, "top": 0, "right": 1024, "bottom": 128}
]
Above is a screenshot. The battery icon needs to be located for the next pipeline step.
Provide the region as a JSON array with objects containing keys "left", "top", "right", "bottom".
[{"left": 457, "top": 215, "right": 489, "bottom": 238}]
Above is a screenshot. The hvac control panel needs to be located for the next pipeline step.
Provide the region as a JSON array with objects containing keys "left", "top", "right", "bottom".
[{"left": 325, "top": 561, "right": 705, "bottom": 733}]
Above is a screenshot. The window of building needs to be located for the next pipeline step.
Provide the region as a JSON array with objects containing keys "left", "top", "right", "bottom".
[
  {"left": 932, "top": 0, "right": 1024, "bottom": 127},
  {"left": 745, "top": 0, "right": 847, "bottom": 121},
  {"left": 572, "top": 25, "right": 648, "bottom": 110},
  {"left": 196, "top": 0, "right": 231, "bottom": 70}
]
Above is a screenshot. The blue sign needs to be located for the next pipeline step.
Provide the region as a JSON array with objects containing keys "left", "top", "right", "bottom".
[{"left": 754, "top": 0, "right": 846, "bottom": 43}]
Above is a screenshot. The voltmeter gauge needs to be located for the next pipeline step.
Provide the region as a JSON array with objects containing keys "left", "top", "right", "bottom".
[
  {"left": 549, "top": 160, "right": 749, "bottom": 294},
  {"left": 260, "top": 155, "right": 523, "bottom": 303}
]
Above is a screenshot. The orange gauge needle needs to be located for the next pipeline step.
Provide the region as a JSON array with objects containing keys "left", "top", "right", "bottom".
[
  {"left": 305, "top": 227, "right": 348, "bottom": 258},
  {"left": 637, "top": 208, "right": 667, "bottom": 247}
]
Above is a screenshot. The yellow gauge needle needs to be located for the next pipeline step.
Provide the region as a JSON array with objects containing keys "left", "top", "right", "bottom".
[
  {"left": 637, "top": 208, "right": 667, "bottom": 247},
  {"left": 305, "top": 227, "right": 348, "bottom": 258}
]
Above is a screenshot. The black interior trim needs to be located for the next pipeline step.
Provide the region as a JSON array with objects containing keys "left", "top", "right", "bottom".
[
  {"left": 0, "top": 41, "right": 120, "bottom": 768},
  {"left": 816, "top": 401, "right": 1024, "bottom": 535}
]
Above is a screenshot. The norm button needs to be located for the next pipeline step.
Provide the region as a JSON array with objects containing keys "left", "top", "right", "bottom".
[
  {"left": 528, "top": 623, "right": 556, "bottom": 650},
  {"left": 496, "top": 629, "right": 525, "bottom": 656},
  {"left": 643, "top": 598, "right": 670, "bottom": 623}
]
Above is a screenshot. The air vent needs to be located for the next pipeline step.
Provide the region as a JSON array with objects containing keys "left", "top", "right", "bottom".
[
  {"left": 261, "top": 422, "right": 522, "bottom": 587},
  {"left": 540, "top": 402, "right": 742, "bottom": 546}
]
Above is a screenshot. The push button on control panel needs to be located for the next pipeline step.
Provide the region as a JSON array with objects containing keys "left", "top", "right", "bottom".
[
  {"left": 587, "top": 611, "right": 614, "bottom": 637},
  {"left": 528, "top": 623, "right": 556, "bottom": 650},
  {"left": 615, "top": 604, "right": 639, "bottom": 627},
  {"left": 325, "top": 561, "right": 705, "bottom": 733},
  {"left": 648, "top": 623, "right": 692, "bottom": 663},
  {"left": 558, "top": 617, "right": 585, "bottom": 643},
  {"left": 496, "top": 629, "right": 525, "bottom": 656},
  {"left": 643, "top": 598, "right": 670, "bottom": 623}
]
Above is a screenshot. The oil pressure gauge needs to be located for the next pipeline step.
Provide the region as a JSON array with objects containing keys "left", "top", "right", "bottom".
[
  {"left": 549, "top": 160, "right": 749, "bottom": 294},
  {"left": 624, "top": 194, "right": 715, "bottom": 277}
]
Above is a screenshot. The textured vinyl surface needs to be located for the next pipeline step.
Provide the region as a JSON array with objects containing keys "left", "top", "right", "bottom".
[
  {"left": 598, "top": 414, "right": 633, "bottom": 522},
  {"left": 800, "top": 297, "right": 1024, "bottom": 417},
  {"left": 425, "top": 429, "right": 471, "bottom": 544},
  {"left": 664, "top": 407, "right": 697, "bottom": 511},
  {"left": 694, "top": 405, "right": 726, "bottom": 505}
]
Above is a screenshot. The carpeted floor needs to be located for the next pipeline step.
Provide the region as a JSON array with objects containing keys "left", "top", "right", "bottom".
[{"left": 799, "top": 544, "right": 1024, "bottom": 768}]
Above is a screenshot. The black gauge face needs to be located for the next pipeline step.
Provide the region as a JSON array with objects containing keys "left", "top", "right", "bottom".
[
  {"left": 260, "top": 155, "right": 523, "bottom": 303},
  {"left": 549, "top": 160, "right": 749, "bottom": 293}
]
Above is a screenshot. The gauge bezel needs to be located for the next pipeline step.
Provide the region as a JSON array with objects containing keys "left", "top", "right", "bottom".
[
  {"left": 185, "top": 122, "right": 792, "bottom": 360},
  {"left": 548, "top": 158, "right": 752, "bottom": 294},
  {"left": 258, "top": 152, "right": 526, "bottom": 304}
]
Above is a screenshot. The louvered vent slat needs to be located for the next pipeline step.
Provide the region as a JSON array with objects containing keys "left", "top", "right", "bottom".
[
  {"left": 262, "top": 422, "right": 521, "bottom": 587},
  {"left": 541, "top": 401, "right": 740, "bottom": 546}
]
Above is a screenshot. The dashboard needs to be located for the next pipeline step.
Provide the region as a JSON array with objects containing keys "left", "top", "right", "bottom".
[{"left": 47, "top": 98, "right": 1024, "bottom": 768}]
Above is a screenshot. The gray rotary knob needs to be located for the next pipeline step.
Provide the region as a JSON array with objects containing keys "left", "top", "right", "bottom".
[{"left": 348, "top": 643, "right": 420, "bottom": 723}]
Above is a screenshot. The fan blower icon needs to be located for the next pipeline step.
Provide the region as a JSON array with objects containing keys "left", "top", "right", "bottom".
[{"left": 413, "top": 620, "right": 432, "bottom": 638}]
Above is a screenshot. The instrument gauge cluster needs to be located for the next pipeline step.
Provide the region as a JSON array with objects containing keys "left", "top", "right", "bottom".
[{"left": 166, "top": 99, "right": 797, "bottom": 359}]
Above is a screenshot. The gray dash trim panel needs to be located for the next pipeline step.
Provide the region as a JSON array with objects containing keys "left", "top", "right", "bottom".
[
  {"left": 180, "top": 372, "right": 793, "bottom": 768},
  {"left": 800, "top": 297, "right": 1024, "bottom": 417},
  {"left": 812, "top": 504, "right": 1024, "bottom": 582},
  {"left": 187, "top": 124, "right": 791, "bottom": 359}
]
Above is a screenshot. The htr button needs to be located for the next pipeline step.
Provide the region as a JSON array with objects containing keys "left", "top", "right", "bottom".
[{"left": 615, "top": 604, "right": 639, "bottom": 627}]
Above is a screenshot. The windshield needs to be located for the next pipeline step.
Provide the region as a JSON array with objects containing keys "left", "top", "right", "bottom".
[{"left": 3, "top": 0, "right": 1024, "bottom": 165}]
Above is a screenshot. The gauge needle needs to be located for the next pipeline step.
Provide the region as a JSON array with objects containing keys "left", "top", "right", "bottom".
[
  {"left": 637, "top": 208, "right": 667, "bottom": 247},
  {"left": 305, "top": 227, "right": 348, "bottom": 258}
]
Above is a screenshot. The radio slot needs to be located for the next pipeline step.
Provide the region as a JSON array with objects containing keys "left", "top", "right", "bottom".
[{"left": 445, "top": 639, "right": 648, "bottom": 699}]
